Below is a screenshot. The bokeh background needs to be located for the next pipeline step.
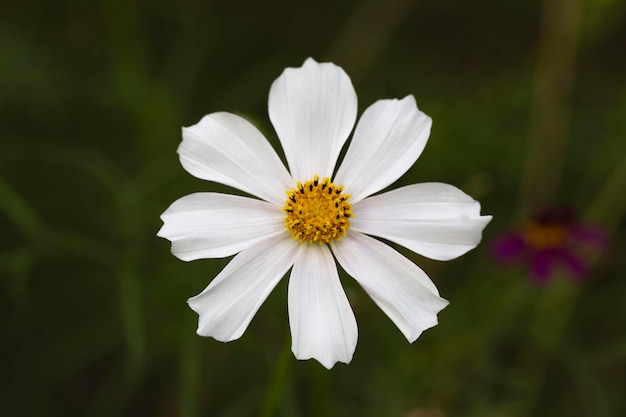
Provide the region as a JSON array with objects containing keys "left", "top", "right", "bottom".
[{"left": 1, "top": 0, "right": 625, "bottom": 416}]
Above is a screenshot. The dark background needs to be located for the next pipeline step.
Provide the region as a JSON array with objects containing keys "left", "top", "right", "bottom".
[{"left": 1, "top": 0, "right": 625, "bottom": 416}]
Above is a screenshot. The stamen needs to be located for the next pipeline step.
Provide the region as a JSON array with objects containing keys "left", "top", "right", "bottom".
[
  {"left": 523, "top": 223, "right": 568, "bottom": 249},
  {"left": 282, "top": 175, "right": 353, "bottom": 244}
]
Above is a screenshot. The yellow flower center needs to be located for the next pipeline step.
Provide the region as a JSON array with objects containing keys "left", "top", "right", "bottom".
[
  {"left": 282, "top": 175, "right": 353, "bottom": 244},
  {"left": 523, "top": 223, "right": 568, "bottom": 249}
]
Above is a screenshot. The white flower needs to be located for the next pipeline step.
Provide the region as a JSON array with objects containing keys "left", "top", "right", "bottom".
[{"left": 158, "top": 58, "right": 492, "bottom": 369}]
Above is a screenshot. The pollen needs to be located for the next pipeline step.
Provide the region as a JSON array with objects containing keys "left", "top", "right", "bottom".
[{"left": 282, "top": 175, "right": 353, "bottom": 244}]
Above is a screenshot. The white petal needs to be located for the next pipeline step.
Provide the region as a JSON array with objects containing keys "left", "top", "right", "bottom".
[
  {"left": 334, "top": 96, "right": 431, "bottom": 203},
  {"left": 187, "top": 235, "right": 299, "bottom": 342},
  {"left": 288, "top": 244, "right": 358, "bottom": 369},
  {"left": 352, "top": 183, "right": 492, "bottom": 261},
  {"left": 268, "top": 58, "right": 357, "bottom": 181},
  {"left": 179, "top": 112, "right": 293, "bottom": 205},
  {"left": 332, "top": 232, "right": 448, "bottom": 343},
  {"left": 158, "top": 192, "right": 286, "bottom": 260}
]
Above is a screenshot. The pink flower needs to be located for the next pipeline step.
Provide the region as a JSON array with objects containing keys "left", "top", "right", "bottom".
[{"left": 491, "top": 210, "right": 606, "bottom": 283}]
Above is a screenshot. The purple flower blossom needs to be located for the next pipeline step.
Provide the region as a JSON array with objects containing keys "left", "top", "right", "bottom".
[{"left": 491, "top": 210, "right": 606, "bottom": 283}]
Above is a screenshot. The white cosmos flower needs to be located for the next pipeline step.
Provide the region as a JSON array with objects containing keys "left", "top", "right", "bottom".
[{"left": 158, "top": 58, "right": 492, "bottom": 369}]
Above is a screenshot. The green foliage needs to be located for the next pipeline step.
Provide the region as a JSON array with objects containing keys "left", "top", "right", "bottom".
[{"left": 1, "top": 0, "right": 625, "bottom": 416}]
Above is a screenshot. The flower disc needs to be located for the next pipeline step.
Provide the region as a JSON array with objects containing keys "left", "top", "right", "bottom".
[{"left": 283, "top": 175, "right": 352, "bottom": 244}]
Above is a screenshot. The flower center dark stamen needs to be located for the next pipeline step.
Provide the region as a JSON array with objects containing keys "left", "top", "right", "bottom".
[{"left": 523, "top": 223, "right": 568, "bottom": 249}]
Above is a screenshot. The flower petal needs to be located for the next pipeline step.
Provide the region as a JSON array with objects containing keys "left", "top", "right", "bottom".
[
  {"left": 179, "top": 112, "right": 293, "bottom": 205},
  {"left": 351, "top": 183, "right": 492, "bottom": 261},
  {"left": 491, "top": 233, "right": 527, "bottom": 263},
  {"left": 187, "top": 235, "right": 299, "bottom": 342},
  {"left": 334, "top": 95, "right": 431, "bottom": 203},
  {"left": 158, "top": 192, "right": 286, "bottom": 260},
  {"left": 332, "top": 232, "right": 449, "bottom": 343},
  {"left": 268, "top": 58, "right": 357, "bottom": 181},
  {"left": 288, "top": 244, "right": 358, "bottom": 369},
  {"left": 529, "top": 249, "right": 556, "bottom": 282},
  {"left": 570, "top": 224, "right": 607, "bottom": 248},
  {"left": 560, "top": 249, "right": 587, "bottom": 279}
]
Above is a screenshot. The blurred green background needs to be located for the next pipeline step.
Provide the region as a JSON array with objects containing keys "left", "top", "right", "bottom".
[{"left": 1, "top": 0, "right": 625, "bottom": 416}]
